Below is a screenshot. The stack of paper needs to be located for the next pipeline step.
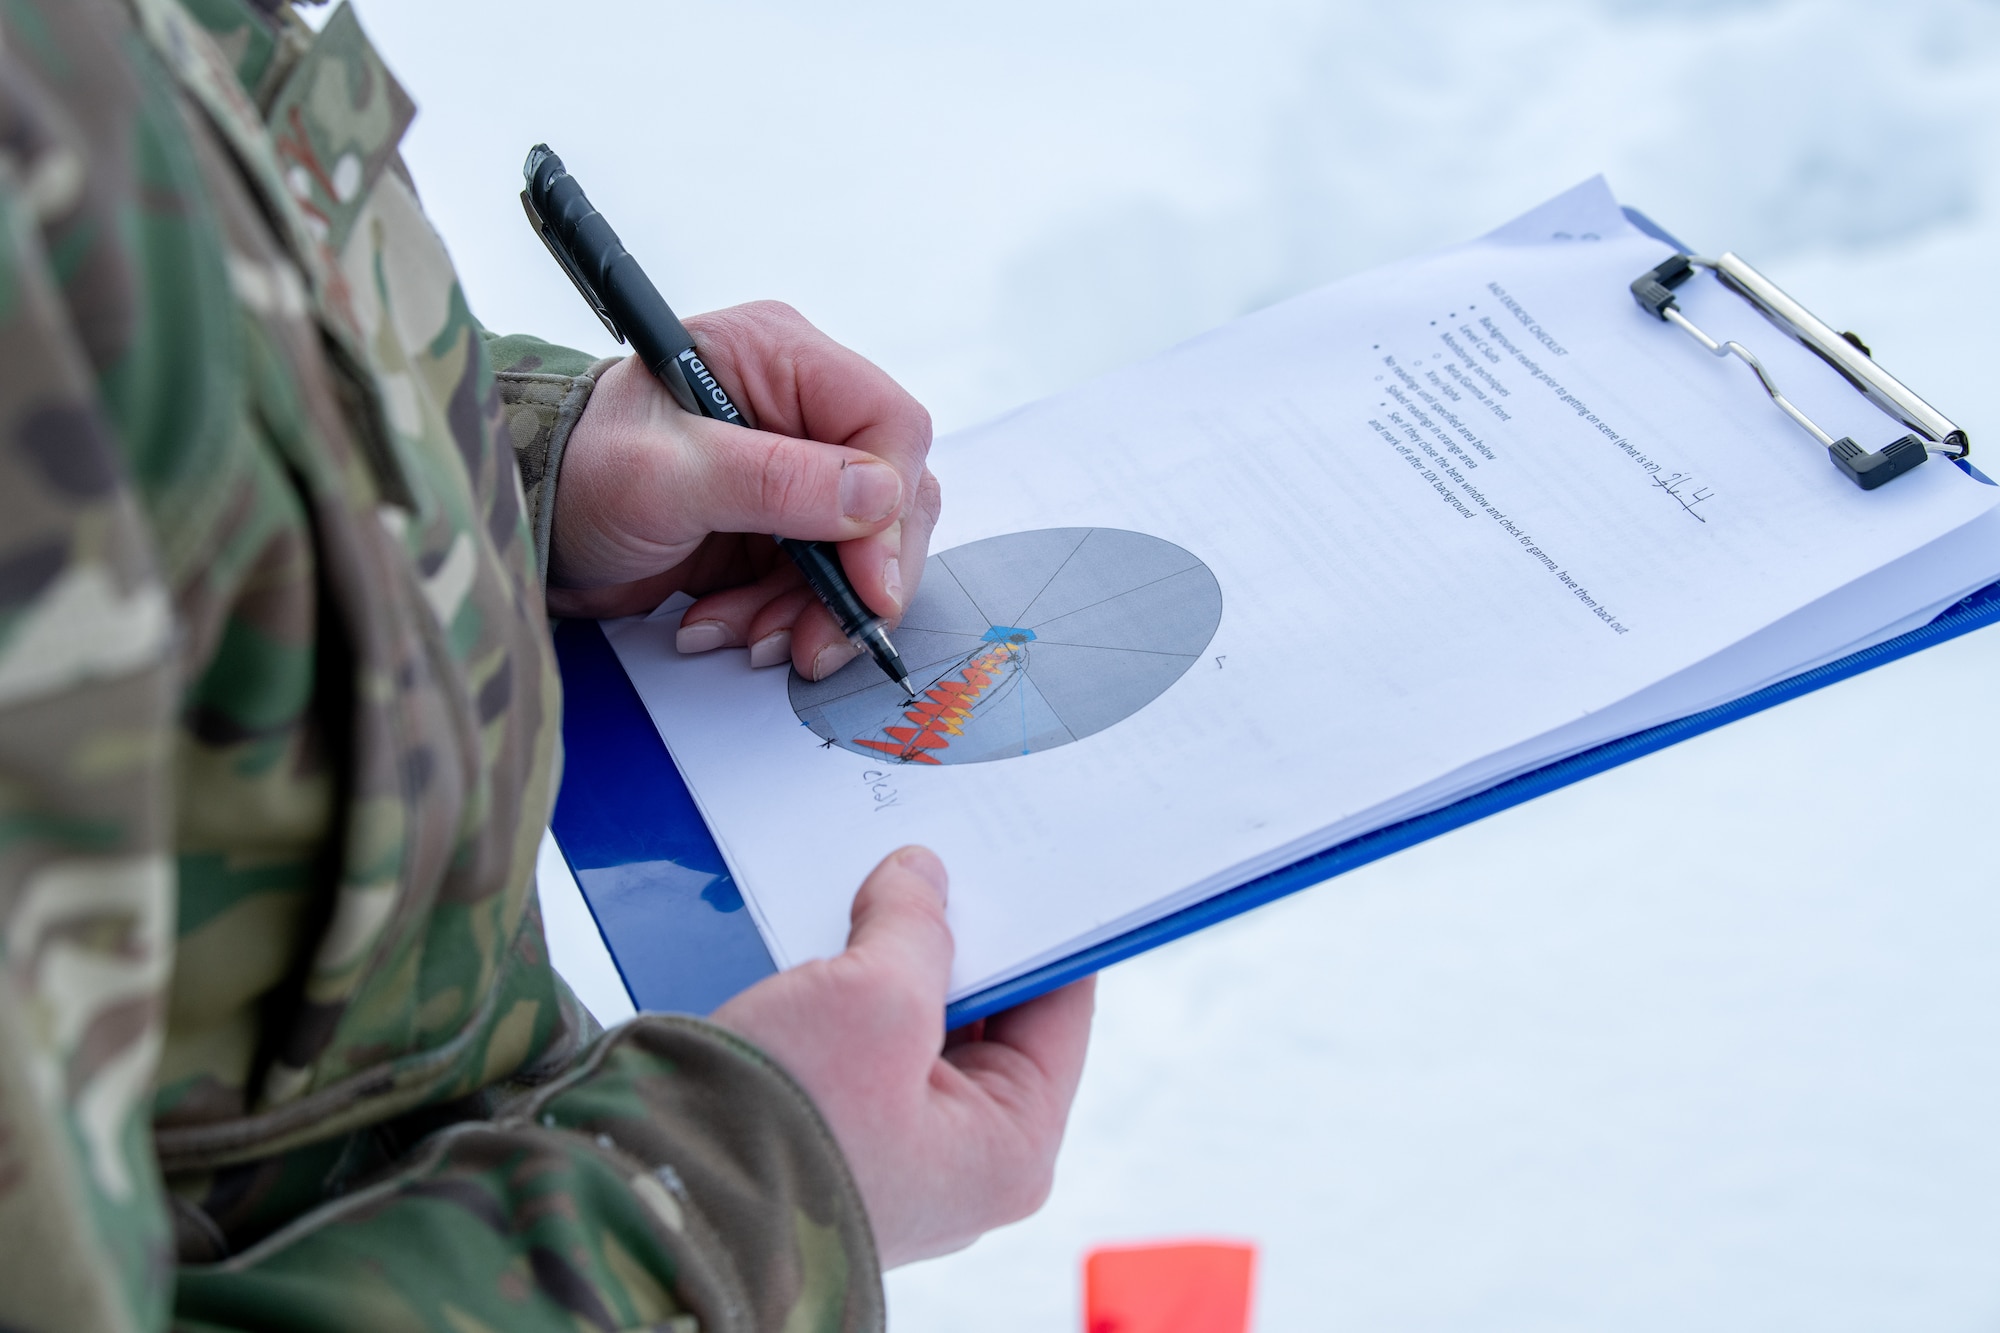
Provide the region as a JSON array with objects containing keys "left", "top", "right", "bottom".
[{"left": 603, "top": 180, "right": 2000, "bottom": 1001}]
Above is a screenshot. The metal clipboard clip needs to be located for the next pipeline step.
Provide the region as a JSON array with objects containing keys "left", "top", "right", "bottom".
[{"left": 1631, "top": 252, "right": 1969, "bottom": 490}]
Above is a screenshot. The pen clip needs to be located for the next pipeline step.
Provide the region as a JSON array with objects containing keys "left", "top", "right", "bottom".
[{"left": 519, "top": 188, "right": 625, "bottom": 346}]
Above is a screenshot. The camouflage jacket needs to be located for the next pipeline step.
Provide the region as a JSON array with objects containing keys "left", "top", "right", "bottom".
[{"left": 0, "top": 1, "right": 880, "bottom": 1329}]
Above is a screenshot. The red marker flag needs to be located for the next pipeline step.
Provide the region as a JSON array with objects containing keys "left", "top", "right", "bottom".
[{"left": 1084, "top": 1241, "right": 1257, "bottom": 1333}]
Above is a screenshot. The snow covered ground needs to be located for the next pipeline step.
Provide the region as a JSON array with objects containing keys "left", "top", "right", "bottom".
[{"left": 357, "top": 0, "right": 2000, "bottom": 1326}]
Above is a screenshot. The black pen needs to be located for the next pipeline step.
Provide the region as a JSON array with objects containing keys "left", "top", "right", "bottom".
[{"left": 520, "top": 144, "right": 916, "bottom": 701}]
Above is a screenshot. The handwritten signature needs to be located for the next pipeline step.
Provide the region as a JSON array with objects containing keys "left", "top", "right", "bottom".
[
  {"left": 860, "top": 769, "right": 901, "bottom": 813},
  {"left": 1652, "top": 471, "right": 1714, "bottom": 522}
]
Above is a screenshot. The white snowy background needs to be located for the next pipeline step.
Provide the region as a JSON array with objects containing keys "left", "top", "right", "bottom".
[{"left": 346, "top": 0, "right": 2000, "bottom": 1327}]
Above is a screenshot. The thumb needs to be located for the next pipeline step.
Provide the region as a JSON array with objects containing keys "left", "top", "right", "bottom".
[
  {"left": 677, "top": 414, "right": 904, "bottom": 541},
  {"left": 843, "top": 846, "right": 955, "bottom": 1005}
]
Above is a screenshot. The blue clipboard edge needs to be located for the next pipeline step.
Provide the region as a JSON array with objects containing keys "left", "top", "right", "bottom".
[{"left": 550, "top": 617, "right": 778, "bottom": 1017}]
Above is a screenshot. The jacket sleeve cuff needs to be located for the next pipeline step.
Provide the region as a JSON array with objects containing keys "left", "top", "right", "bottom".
[
  {"left": 518, "top": 1013, "right": 885, "bottom": 1332},
  {"left": 486, "top": 333, "right": 623, "bottom": 585}
]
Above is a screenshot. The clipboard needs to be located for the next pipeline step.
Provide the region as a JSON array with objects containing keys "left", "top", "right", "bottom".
[{"left": 548, "top": 207, "right": 1999, "bottom": 1028}]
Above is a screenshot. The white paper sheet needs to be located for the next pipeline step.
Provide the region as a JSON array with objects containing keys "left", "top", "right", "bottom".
[{"left": 604, "top": 180, "right": 1999, "bottom": 1000}]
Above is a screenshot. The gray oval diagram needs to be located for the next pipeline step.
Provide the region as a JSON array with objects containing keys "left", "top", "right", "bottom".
[{"left": 790, "top": 527, "right": 1223, "bottom": 766}]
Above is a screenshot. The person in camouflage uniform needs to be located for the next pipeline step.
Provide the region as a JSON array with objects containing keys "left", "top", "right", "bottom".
[{"left": 0, "top": 0, "right": 1096, "bottom": 1328}]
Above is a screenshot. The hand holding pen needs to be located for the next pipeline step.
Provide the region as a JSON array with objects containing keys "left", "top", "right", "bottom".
[{"left": 521, "top": 148, "right": 939, "bottom": 688}]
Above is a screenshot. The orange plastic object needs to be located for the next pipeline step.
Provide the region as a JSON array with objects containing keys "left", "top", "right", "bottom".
[{"left": 1084, "top": 1241, "right": 1257, "bottom": 1333}]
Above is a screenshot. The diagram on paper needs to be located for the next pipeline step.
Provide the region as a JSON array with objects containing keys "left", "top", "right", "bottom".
[{"left": 790, "top": 528, "right": 1223, "bottom": 766}]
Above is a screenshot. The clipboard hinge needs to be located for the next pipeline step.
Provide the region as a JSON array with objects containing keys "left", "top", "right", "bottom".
[{"left": 1631, "top": 252, "right": 1968, "bottom": 490}]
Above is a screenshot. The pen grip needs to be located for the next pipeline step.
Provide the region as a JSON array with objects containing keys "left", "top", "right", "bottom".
[
  {"left": 778, "top": 537, "right": 880, "bottom": 640},
  {"left": 671, "top": 348, "right": 747, "bottom": 427}
]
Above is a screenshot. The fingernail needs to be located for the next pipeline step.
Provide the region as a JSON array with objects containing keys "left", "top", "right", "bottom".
[
  {"left": 748, "top": 629, "right": 792, "bottom": 669},
  {"left": 895, "top": 846, "right": 948, "bottom": 901},
  {"left": 839, "top": 460, "right": 901, "bottom": 523},
  {"left": 882, "top": 556, "right": 903, "bottom": 610},
  {"left": 676, "top": 619, "right": 730, "bottom": 654},
  {"left": 812, "top": 641, "right": 861, "bottom": 680}
]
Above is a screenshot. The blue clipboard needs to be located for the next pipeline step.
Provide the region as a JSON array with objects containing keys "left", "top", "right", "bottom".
[
  {"left": 553, "top": 578, "right": 2000, "bottom": 1028},
  {"left": 550, "top": 207, "right": 1999, "bottom": 1029}
]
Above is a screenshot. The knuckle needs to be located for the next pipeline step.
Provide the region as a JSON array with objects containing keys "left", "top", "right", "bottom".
[
  {"left": 915, "top": 470, "right": 943, "bottom": 527},
  {"left": 898, "top": 899, "right": 955, "bottom": 967},
  {"left": 793, "top": 956, "right": 845, "bottom": 997},
  {"left": 822, "top": 948, "right": 932, "bottom": 1029},
  {"left": 740, "top": 298, "right": 807, "bottom": 332},
  {"left": 747, "top": 297, "right": 802, "bottom": 320},
  {"left": 752, "top": 437, "right": 820, "bottom": 519},
  {"left": 818, "top": 952, "right": 878, "bottom": 1008}
]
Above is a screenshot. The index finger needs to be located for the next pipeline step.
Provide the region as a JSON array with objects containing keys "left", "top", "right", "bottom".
[{"left": 683, "top": 301, "right": 933, "bottom": 497}]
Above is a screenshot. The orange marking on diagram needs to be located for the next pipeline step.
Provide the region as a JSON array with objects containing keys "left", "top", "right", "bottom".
[{"left": 851, "top": 640, "right": 1026, "bottom": 764}]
